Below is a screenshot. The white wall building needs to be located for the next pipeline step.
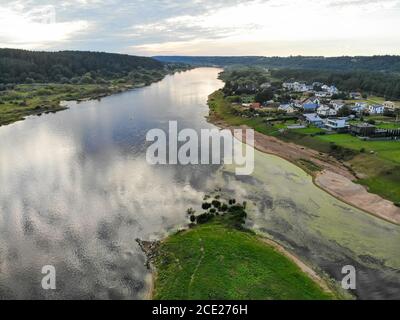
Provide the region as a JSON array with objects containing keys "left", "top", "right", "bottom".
[
  {"left": 317, "top": 106, "right": 337, "bottom": 117},
  {"left": 368, "top": 105, "right": 385, "bottom": 114}
]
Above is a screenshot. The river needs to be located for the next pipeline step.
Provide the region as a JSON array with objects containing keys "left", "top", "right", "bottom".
[{"left": 0, "top": 68, "right": 399, "bottom": 299}]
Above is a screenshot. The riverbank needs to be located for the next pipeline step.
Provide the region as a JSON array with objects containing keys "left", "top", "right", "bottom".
[
  {"left": 141, "top": 199, "right": 343, "bottom": 300},
  {"left": 0, "top": 69, "right": 190, "bottom": 127},
  {"left": 208, "top": 90, "right": 400, "bottom": 225}
]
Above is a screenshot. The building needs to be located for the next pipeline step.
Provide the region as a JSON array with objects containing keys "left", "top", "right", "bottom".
[
  {"left": 383, "top": 101, "right": 396, "bottom": 111},
  {"left": 330, "top": 100, "right": 346, "bottom": 111},
  {"left": 350, "top": 123, "right": 377, "bottom": 136},
  {"left": 317, "top": 105, "right": 337, "bottom": 117},
  {"left": 283, "top": 82, "right": 309, "bottom": 92},
  {"left": 278, "top": 104, "right": 296, "bottom": 114},
  {"left": 368, "top": 105, "right": 385, "bottom": 114},
  {"left": 351, "top": 102, "right": 368, "bottom": 114},
  {"left": 349, "top": 92, "right": 363, "bottom": 100},
  {"left": 327, "top": 86, "right": 339, "bottom": 95},
  {"left": 303, "top": 113, "right": 324, "bottom": 126},
  {"left": 325, "top": 118, "right": 348, "bottom": 131},
  {"left": 308, "top": 97, "right": 321, "bottom": 105},
  {"left": 302, "top": 103, "right": 319, "bottom": 113}
]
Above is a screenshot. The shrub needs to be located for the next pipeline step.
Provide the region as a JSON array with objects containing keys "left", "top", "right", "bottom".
[
  {"left": 211, "top": 200, "right": 221, "bottom": 208},
  {"left": 196, "top": 213, "right": 214, "bottom": 224},
  {"left": 202, "top": 202, "right": 212, "bottom": 210}
]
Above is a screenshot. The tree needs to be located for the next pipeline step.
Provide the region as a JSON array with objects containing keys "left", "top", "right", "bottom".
[
  {"left": 337, "top": 105, "right": 351, "bottom": 117},
  {"left": 255, "top": 89, "right": 274, "bottom": 103}
]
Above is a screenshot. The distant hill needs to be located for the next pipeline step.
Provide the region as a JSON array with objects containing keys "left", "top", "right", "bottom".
[
  {"left": 0, "top": 49, "right": 165, "bottom": 84},
  {"left": 153, "top": 55, "right": 400, "bottom": 73}
]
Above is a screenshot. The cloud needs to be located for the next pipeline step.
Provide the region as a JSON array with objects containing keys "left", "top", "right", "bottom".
[
  {"left": 0, "top": 0, "right": 399, "bottom": 55},
  {"left": 0, "top": 2, "right": 90, "bottom": 49},
  {"left": 328, "top": 0, "right": 400, "bottom": 8}
]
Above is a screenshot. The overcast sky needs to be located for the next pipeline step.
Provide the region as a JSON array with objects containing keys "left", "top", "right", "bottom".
[{"left": 1, "top": 0, "right": 400, "bottom": 56}]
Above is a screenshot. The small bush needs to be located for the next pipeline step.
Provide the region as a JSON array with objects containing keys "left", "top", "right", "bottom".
[{"left": 196, "top": 213, "right": 214, "bottom": 224}]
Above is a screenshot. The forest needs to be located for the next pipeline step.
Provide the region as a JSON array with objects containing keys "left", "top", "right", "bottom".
[
  {"left": 154, "top": 55, "right": 400, "bottom": 73},
  {"left": 0, "top": 49, "right": 185, "bottom": 87}
]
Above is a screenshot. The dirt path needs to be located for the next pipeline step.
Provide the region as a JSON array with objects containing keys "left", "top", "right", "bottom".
[{"left": 212, "top": 120, "right": 400, "bottom": 225}]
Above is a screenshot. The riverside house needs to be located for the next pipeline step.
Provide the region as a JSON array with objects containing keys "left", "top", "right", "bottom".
[
  {"left": 317, "top": 105, "right": 337, "bottom": 117},
  {"left": 303, "top": 113, "right": 324, "bottom": 126},
  {"left": 302, "top": 103, "right": 319, "bottom": 113},
  {"left": 368, "top": 105, "right": 385, "bottom": 114},
  {"left": 325, "top": 118, "right": 348, "bottom": 132},
  {"left": 278, "top": 104, "right": 296, "bottom": 114}
]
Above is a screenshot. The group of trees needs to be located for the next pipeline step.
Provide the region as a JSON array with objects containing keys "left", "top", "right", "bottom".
[{"left": 0, "top": 49, "right": 173, "bottom": 86}]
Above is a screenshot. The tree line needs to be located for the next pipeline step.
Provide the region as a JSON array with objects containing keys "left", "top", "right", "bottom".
[
  {"left": 0, "top": 49, "right": 175, "bottom": 86},
  {"left": 154, "top": 55, "right": 400, "bottom": 73}
]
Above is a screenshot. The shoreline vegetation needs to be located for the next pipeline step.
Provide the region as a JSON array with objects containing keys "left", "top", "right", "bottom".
[
  {"left": 0, "top": 49, "right": 192, "bottom": 127},
  {"left": 138, "top": 195, "right": 347, "bottom": 300},
  {"left": 207, "top": 90, "right": 400, "bottom": 225}
]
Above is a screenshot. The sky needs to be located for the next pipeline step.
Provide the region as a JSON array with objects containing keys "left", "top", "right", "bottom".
[{"left": 0, "top": 0, "right": 400, "bottom": 56}]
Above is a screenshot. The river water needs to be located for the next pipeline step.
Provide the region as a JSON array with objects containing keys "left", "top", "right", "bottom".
[{"left": 0, "top": 68, "right": 399, "bottom": 299}]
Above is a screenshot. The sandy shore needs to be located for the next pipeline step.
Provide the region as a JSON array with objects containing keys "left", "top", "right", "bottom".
[{"left": 211, "top": 119, "right": 400, "bottom": 225}]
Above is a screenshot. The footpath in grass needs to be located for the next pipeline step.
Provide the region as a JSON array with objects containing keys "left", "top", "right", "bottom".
[{"left": 151, "top": 197, "right": 339, "bottom": 300}]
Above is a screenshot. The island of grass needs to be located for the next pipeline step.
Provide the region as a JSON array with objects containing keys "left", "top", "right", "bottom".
[{"left": 149, "top": 197, "right": 341, "bottom": 300}]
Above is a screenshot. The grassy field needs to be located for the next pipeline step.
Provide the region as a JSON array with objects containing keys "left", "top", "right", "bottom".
[
  {"left": 208, "top": 90, "right": 400, "bottom": 204},
  {"left": 317, "top": 134, "right": 400, "bottom": 163},
  {"left": 153, "top": 217, "right": 335, "bottom": 300}
]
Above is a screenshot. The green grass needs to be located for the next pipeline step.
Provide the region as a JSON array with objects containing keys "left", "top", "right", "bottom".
[
  {"left": 153, "top": 218, "right": 335, "bottom": 300},
  {"left": 317, "top": 134, "right": 400, "bottom": 164},
  {"left": 376, "top": 122, "right": 400, "bottom": 130},
  {"left": 296, "top": 158, "right": 323, "bottom": 173},
  {"left": 292, "top": 127, "right": 325, "bottom": 135}
]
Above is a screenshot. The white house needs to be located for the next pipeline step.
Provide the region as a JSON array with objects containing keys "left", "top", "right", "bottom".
[
  {"left": 325, "top": 118, "right": 348, "bottom": 130},
  {"left": 278, "top": 104, "right": 296, "bottom": 114},
  {"left": 330, "top": 100, "right": 346, "bottom": 111},
  {"left": 283, "top": 82, "right": 310, "bottom": 92},
  {"left": 327, "top": 86, "right": 339, "bottom": 95},
  {"left": 383, "top": 101, "right": 396, "bottom": 111},
  {"left": 317, "top": 106, "right": 337, "bottom": 117},
  {"left": 352, "top": 102, "right": 368, "bottom": 113},
  {"left": 303, "top": 113, "right": 324, "bottom": 126},
  {"left": 368, "top": 105, "right": 385, "bottom": 114},
  {"left": 303, "top": 97, "right": 321, "bottom": 105}
]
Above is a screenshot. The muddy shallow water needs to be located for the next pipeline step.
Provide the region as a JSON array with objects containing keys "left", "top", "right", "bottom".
[{"left": 0, "top": 68, "right": 399, "bottom": 299}]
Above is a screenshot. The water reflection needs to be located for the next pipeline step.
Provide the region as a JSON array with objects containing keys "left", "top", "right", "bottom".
[
  {"left": 0, "top": 68, "right": 399, "bottom": 300},
  {"left": 0, "top": 68, "right": 224, "bottom": 299}
]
